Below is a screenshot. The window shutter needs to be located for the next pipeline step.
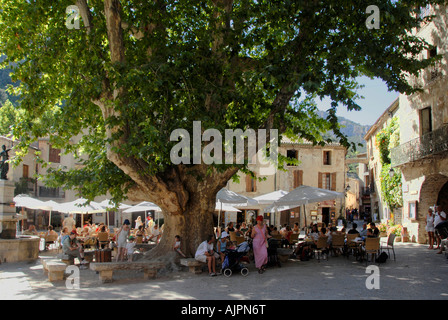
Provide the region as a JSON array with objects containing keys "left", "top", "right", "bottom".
[
  {"left": 318, "top": 172, "right": 322, "bottom": 189},
  {"left": 293, "top": 170, "right": 303, "bottom": 188},
  {"left": 331, "top": 173, "right": 336, "bottom": 191},
  {"left": 245, "top": 175, "right": 251, "bottom": 192}
]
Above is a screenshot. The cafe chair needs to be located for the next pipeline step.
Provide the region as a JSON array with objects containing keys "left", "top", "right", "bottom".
[
  {"left": 44, "top": 234, "right": 59, "bottom": 250},
  {"left": 290, "top": 233, "right": 299, "bottom": 248},
  {"left": 381, "top": 233, "right": 396, "bottom": 261},
  {"left": 345, "top": 233, "right": 360, "bottom": 259},
  {"left": 271, "top": 234, "right": 282, "bottom": 240},
  {"left": 229, "top": 231, "right": 237, "bottom": 245},
  {"left": 235, "top": 236, "right": 245, "bottom": 245},
  {"left": 330, "top": 233, "right": 345, "bottom": 256},
  {"left": 365, "top": 237, "right": 381, "bottom": 265},
  {"left": 97, "top": 232, "right": 110, "bottom": 249},
  {"left": 313, "top": 236, "right": 329, "bottom": 262}
]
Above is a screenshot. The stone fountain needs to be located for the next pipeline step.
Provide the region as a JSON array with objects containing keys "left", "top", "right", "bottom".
[{"left": 0, "top": 146, "right": 40, "bottom": 263}]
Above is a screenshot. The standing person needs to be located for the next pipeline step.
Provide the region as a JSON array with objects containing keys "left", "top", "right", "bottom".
[
  {"left": 251, "top": 215, "right": 270, "bottom": 274},
  {"left": 63, "top": 214, "right": 76, "bottom": 232},
  {"left": 135, "top": 216, "right": 143, "bottom": 230},
  {"left": 115, "top": 219, "right": 131, "bottom": 262},
  {"left": 126, "top": 236, "right": 136, "bottom": 262},
  {"left": 426, "top": 208, "right": 435, "bottom": 250},
  {"left": 434, "top": 205, "right": 447, "bottom": 251},
  {"left": 146, "top": 215, "right": 155, "bottom": 233}
]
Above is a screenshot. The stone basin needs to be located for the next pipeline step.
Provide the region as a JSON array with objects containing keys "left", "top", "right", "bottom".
[{"left": 0, "top": 235, "right": 40, "bottom": 263}]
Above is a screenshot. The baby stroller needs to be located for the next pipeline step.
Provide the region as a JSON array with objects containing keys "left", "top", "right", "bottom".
[
  {"left": 222, "top": 241, "right": 251, "bottom": 277},
  {"left": 267, "top": 238, "right": 281, "bottom": 268}
]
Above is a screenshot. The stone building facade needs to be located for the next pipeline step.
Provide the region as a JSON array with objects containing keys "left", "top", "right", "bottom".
[
  {"left": 364, "top": 98, "right": 400, "bottom": 223},
  {"left": 390, "top": 4, "right": 448, "bottom": 244},
  {"left": 227, "top": 138, "right": 347, "bottom": 228}
]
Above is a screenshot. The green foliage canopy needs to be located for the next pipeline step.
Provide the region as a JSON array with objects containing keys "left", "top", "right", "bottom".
[{"left": 0, "top": 0, "right": 443, "bottom": 204}]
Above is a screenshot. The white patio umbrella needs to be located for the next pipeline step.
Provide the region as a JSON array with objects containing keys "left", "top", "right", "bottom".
[
  {"left": 99, "top": 199, "right": 132, "bottom": 226},
  {"left": 215, "top": 188, "right": 258, "bottom": 227},
  {"left": 254, "top": 190, "right": 289, "bottom": 204},
  {"left": 273, "top": 185, "right": 345, "bottom": 228},
  {"left": 215, "top": 202, "right": 241, "bottom": 212},
  {"left": 254, "top": 190, "right": 289, "bottom": 227},
  {"left": 123, "top": 201, "right": 162, "bottom": 228},
  {"left": 14, "top": 195, "right": 58, "bottom": 227},
  {"left": 56, "top": 198, "right": 106, "bottom": 226},
  {"left": 14, "top": 194, "right": 52, "bottom": 210}
]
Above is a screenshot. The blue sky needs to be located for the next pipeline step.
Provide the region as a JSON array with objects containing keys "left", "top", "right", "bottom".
[{"left": 315, "top": 76, "right": 399, "bottom": 126}]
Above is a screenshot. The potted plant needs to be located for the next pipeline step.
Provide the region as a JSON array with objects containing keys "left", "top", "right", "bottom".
[
  {"left": 378, "top": 222, "right": 388, "bottom": 237},
  {"left": 388, "top": 224, "right": 403, "bottom": 242}
]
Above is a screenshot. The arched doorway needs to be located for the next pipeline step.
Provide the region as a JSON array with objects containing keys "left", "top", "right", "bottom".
[
  {"left": 437, "top": 181, "right": 448, "bottom": 213},
  {"left": 418, "top": 174, "right": 448, "bottom": 243}
]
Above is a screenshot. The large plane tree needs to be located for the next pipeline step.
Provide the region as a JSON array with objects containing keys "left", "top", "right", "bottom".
[{"left": 0, "top": 0, "right": 443, "bottom": 258}]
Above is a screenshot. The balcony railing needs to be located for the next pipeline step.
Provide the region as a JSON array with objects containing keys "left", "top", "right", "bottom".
[{"left": 391, "top": 125, "right": 448, "bottom": 167}]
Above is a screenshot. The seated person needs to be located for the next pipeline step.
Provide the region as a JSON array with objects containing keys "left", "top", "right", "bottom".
[
  {"left": 60, "top": 227, "right": 70, "bottom": 247},
  {"left": 96, "top": 225, "right": 110, "bottom": 249},
  {"left": 195, "top": 234, "right": 219, "bottom": 277},
  {"left": 359, "top": 223, "right": 368, "bottom": 237},
  {"left": 218, "top": 231, "right": 230, "bottom": 262},
  {"left": 234, "top": 224, "right": 243, "bottom": 236},
  {"left": 44, "top": 225, "right": 58, "bottom": 250},
  {"left": 173, "top": 235, "right": 186, "bottom": 257},
  {"left": 23, "top": 225, "right": 38, "bottom": 235},
  {"left": 81, "top": 227, "right": 90, "bottom": 237},
  {"left": 135, "top": 225, "right": 146, "bottom": 243},
  {"left": 369, "top": 223, "right": 380, "bottom": 237},
  {"left": 270, "top": 227, "right": 280, "bottom": 236},
  {"left": 293, "top": 223, "right": 300, "bottom": 234},
  {"left": 147, "top": 224, "right": 161, "bottom": 243},
  {"left": 281, "top": 226, "right": 293, "bottom": 248},
  {"left": 62, "top": 231, "right": 88, "bottom": 265},
  {"left": 347, "top": 223, "right": 359, "bottom": 235}
]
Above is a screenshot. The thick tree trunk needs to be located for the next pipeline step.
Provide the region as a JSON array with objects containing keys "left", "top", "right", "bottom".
[
  {"left": 138, "top": 166, "right": 239, "bottom": 261},
  {"left": 143, "top": 192, "right": 216, "bottom": 260}
]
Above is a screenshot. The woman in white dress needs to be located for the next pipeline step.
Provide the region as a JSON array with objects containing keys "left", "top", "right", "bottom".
[
  {"left": 115, "top": 219, "right": 131, "bottom": 261},
  {"left": 426, "top": 208, "right": 435, "bottom": 249}
]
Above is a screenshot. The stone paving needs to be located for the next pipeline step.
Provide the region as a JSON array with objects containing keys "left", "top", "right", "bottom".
[{"left": 1, "top": 240, "right": 448, "bottom": 300}]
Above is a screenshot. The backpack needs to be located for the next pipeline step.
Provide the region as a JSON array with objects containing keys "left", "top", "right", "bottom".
[{"left": 375, "top": 251, "right": 388, "bottom": 263}]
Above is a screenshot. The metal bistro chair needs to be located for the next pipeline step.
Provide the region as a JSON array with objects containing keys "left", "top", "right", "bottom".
[
  {"left": 330, "top": 233, "right": 345, "bottom": 257},
  {"left": 313, "top": 236, "right": 329, "bottom": 262},
  {"left": 97, "top": 232, "right": 110, "bottom": 249},
  {"left": 381, "top": 233, "right": 396, "bottom": 261},
  {"left": 44, "top": 234, "right": 59, "bottom": 250},
  {"left": 365, "top": 237, "right": 381, "bottom": 265},
  {"left": 345, "top": 233, "right": 360, "bottom": 259},
  {"left": 235, "top": 236, "right": 245, "bottom": 245},
  {"left": 290, "top": 233, "right": 299, "bottom": 248}
]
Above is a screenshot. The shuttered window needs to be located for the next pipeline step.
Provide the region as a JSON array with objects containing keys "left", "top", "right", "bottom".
[
  {"left": 318, "top": 172, "right": 337, "bottom": 191},
  {"left": 293, "top": 170, "right": 303, "bottom": 188},
  {"left": 245, "top": 174, "right": 256, "bottom": 192}
]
